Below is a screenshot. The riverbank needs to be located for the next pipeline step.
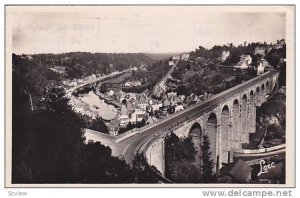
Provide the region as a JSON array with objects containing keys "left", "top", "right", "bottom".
[
  {"left": 71, "top": 90, "right": 118, "bottom": 121},
  {"left": 94, "top": 87, "right": 122, "bottom": 109}
]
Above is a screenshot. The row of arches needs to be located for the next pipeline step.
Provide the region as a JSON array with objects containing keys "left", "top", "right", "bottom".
[
  {"left": 256, "top": 80, "right": 279, "bottom": 106},
  {"left": 188, "top": 79, "right": 278, "bottom": 170}
]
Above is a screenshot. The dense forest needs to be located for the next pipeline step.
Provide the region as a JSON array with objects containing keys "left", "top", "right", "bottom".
[{"left": 28, "top": 52, "right": 157, "bottom": 79}]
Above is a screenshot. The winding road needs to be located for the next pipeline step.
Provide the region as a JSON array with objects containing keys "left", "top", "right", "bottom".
[
  {"left": 117, "top": 71, "right": 278, "bottom": 163},
  {"left": 79, "top": 69, "right": 279, "bottom": 166}
]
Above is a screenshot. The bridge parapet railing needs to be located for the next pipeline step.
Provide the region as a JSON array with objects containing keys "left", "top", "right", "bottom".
[
  {"left": 84, "top": 128, "right": 116, "bottom": 142},
  {"left": 113, "top": 71, "right": 279, "bottom": 143}
]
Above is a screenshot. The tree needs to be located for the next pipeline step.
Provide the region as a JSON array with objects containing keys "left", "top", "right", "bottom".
[
  {"left": 201, "top": 135, "right": 214, "bottom": 183},
  {"left": 167, "top": 106, "right": 175, "bottom": 114},
  {"left": 131, "top": 154, "right": 160, "bottom": 183},
  {"left": 100, "top": 83, "right": 108, "bottom": 93},
  {"left": 84, "top": 142, "right": 134, "bottom": 183},
  {"left": 136, "top": 118, "right": 146, "bottom": 128},
  {"left": 251, "top": 54, "right": 262, "bottom": 66},
  {"left": 176, "top": 84, "right": 189, "bottom": 96},
  {"left": 39, "top": 85, "right": 72, "bottom": 113},
  {"left": 278, "top": 60, "right": 286, "bottom": 87},
  {"left": 33, "top": 86, "right": 85, "bottom": 182},
  {"left": 186, "top": 64, "right": 191, "bottom": 70},
  {"left": 165, "top": 133, "right": 180, "bottom": 164},
  {"left": 89, "top": 115, "right": 109, "bottom": 133},
  {"left": 164, "top": 133, "right": 200, "bottom": 183},
  {"left": 13, "top": 85, "right": 86, "bottom": 183}
]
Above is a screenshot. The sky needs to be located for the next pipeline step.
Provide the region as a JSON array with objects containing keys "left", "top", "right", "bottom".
[{"left": 10, "top": 6, "right": 286, "bottom": 54}]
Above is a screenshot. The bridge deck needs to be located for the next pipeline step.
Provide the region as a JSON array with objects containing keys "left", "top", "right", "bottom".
[{"left": 120, "top": 71, "right": 279, "bottom": 162}]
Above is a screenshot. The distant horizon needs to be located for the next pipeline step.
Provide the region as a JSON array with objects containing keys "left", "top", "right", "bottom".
[
  {"left": 12, "top": 38, "right": 284, "bottom": 56},
  {"left": 13, "top": 51, "right": 188, "bottom": 55}
]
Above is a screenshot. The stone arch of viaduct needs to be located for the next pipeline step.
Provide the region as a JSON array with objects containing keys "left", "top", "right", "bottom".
[
  {"left": 143, "top": 72, "right": 279, "bottom": 176},
  {"left": 171, "top": 74, "right": 279, "bottom": 170}
]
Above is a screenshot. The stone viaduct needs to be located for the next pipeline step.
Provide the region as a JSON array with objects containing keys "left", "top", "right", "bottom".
[{"left": 143, "top": 71, "right": 279, "bottom": 176}]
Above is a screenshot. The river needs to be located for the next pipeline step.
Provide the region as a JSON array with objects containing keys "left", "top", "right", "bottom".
[{"left": 73, "top": 90, "right": 118, "bottom": 121}]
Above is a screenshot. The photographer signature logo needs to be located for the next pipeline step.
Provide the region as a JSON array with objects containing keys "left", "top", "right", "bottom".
[{"left": 257, "top": 159, "right": 275, "bottom": 176}]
